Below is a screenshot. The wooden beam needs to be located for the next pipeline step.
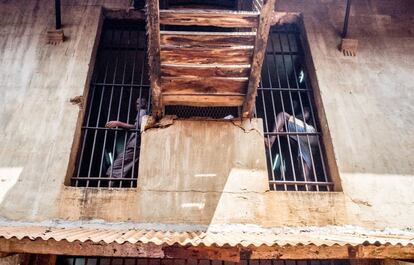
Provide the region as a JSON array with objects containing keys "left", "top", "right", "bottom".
[
  {"left": 146, "top": 0, "right": 162, "bottom": 117},
  {"left": 163, "top": 245, "right": 240, "bottom": 262},
  {"left": 1, "top": 237, "right": 413, "bottom": 261},
  {"left": 163, "top": 94, "right": 245, "bottom": 107},
  {"left": 242, "top": 0, "right": 277, "bottom": 118},
  {"left": 159, "top": 9, "right": 259, "bottom": 28},
  {"left": 161, "top": 77, "right": 248, "bottom": 94},
  {"left": 161, "top": 64, "right": 251, "bottom": 78},
  {"left": 161, "top": 46, "right": 253, "bottom": 64},
  {"left": 0, "top": 238, "right": 164, "bottom": 259},
  {"left": 0, "top": 238, "right": 240, "bottom": 262},
  {"left": 250, "top": 245, "right": 414, "bottom": 260},
  {"left": 160, "top": 31, "right": 256, "bottom": 47}
]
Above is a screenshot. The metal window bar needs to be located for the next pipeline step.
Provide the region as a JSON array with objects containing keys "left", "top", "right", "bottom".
[
  {"left": 56, "top": 257, "right": 352, "bottom": 265},
  {"left": 254, "top": 24, "right": 333, "bottom": 191},
  {"left": 71, "top": 20, "right": 150, "bottom": 188}
]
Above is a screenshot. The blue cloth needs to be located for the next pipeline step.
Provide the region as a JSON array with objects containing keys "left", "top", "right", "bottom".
[{"left": 286, "top": 117, "right": 317, "bottom": 168}]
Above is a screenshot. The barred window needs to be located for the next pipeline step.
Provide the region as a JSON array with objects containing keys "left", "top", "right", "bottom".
[
  {"left": 255, "top": 24, "right": 333, "bottom": 192},
  {"left": 71, "top": 20, "right": 150, "bottom": 188}
]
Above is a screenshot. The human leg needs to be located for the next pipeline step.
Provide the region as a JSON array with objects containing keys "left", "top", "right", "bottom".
[{"left": 107, "top": 136, "right": 139, "bottom": 179}]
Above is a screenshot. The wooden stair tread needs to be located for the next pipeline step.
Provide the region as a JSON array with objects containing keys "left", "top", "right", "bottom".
[
  {"left": 159, "top": 9, "right": 260, "bottom": 28},
  {"left": 163, "top": 94, "right": 245, "bottom": 107},
  {"left": 160, "top": 46, "right": 253, "bottom": 64},
  {"left": 161, "top": 76, "right": 248, "bottom": 94},
  {"left": 160, "top": 9, "right": 260, "bottom": 15},
  {"left": 161, "top": 64, "right": 251, "bottom": 78},
  {"left": 160, "top": 31, "right": 256, "bottom": 47}
]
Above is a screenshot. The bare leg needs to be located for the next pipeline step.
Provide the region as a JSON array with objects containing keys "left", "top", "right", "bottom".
[
  {"left": 267, "top": 112, "right": 291, "bottom": 147},
  {"left": 301, "top": 159, "right": 316, "bottom": 191}
]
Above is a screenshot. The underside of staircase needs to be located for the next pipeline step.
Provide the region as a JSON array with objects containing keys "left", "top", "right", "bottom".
[{"left": 146, "top": 0, "right": 276, "bottom": 118}]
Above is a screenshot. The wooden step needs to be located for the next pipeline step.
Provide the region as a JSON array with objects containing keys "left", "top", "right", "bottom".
[
  {"left": 159, "top": 9, "right": 260, "bottom": 28},
  {"left": 163, "top": 94, "right": 245, "bottom": 107},
  {"left": 160, "top": 31, "right": 256, "bottom": 47},
  {"left": 161, "top": 76, "right": 248, "bottom": 94},
  {"left": 161, "top": 64, "right": 251, "bottom": 78},
  {"left": 161, "top": 46, "right": 253, "bottom": 64}
]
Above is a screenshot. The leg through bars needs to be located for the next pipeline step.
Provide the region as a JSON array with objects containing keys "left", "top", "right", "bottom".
[
  {"left": 255, "top": 24, "right": 333, "bottom": 191},
  {"left": 72, "top": 20, "right": 150, "bottom": 188}
]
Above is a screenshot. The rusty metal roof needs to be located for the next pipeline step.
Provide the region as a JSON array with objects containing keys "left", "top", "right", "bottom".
[{"left": 0, "top": 225, "right": 413, "bottom": 247}]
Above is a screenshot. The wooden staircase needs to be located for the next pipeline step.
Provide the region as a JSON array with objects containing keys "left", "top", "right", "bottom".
[{"left": 146, "top": 0, "right": 275, "bottom": 118}]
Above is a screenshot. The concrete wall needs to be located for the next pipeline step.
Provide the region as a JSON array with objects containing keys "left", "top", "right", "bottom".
[{"left": 0, "top": 0, "right": 413, "bottom": 230}]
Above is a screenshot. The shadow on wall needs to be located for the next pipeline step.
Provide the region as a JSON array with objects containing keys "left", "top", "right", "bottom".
[{"left": 57, "top": 119, "right": 269, "bottom": 225}]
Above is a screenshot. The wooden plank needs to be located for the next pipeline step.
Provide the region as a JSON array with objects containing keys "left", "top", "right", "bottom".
[
  {"left": 1, "top": 237, "right": 414, "bottom": 260},
  {"left": 163, "top": 246, "right": 240, "bottom": 262},
  {"left": 242, "top": 0, "right": 277, "bottom": 117},
  {"left": 160, "top": 31, "right": 256, "bottom": 47},
  {"left": 159, "top": 9, "right": 259, "bottom": 28},
  {"left": 161, "top": 46, "right": 253, "bottom": 64},
  {"left": 161, "top": 64, "right": 251, "bottom": 78},
  {"left": 163, "top": 94, "right": 245, "bottom": 107},
  {"left": 146, "top": 0, "right": 162, "bottom": 117},
  {"left": 161, "top": 77, "right": 248, "bottom": 94},
  {"left": 250, "top": 245, "right": 414, "bottom": 260},
  {"left": 0, "top": 238, "right": 240, "bottom": 262}
]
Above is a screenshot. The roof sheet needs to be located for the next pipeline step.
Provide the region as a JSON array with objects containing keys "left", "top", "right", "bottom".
[{"left": 0, "top": 225, "right": 413, "bottom": 247}]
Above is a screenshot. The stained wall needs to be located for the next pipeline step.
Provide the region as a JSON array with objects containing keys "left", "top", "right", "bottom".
[{"left": 0, "top": 0, "right": 413, "bottom": 230}]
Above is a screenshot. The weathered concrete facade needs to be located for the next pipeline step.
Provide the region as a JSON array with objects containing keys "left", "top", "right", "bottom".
[{"left": 0, "top": 0, "right": 413, "bottom": 232}]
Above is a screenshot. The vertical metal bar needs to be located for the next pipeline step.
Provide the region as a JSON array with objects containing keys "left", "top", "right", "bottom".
[
  {"left": 305, "top": 86, "right": 330, "bottom": 188},
  {"left": 107, "top": 33, "right": 122, "bottom": 184},
  {"left": 98, "top": 45, "right": 121, "bottom": 187},
  {"left": 130, "top": 37, "right": 146, "bottom": 185},
  {"left": 286, "top": 32, "right": 317, "bottom": 191},
  {"left": 83, "top": 28, "right": 113, "bottom": 186},
  {"left": 277, "top": 32, "right": 298, "bottom": 190},
  {"left": 94, "top": 50, "right": 118, "bottom": 187},
  {"left": 281, "top": 34, "right": 304, "bottom": 191},
  {"left": 269, "top": 34, "right": 287, "bottom": 190},
  {"left": 117, "top": 30, "right": 130, "bottom": 188},
  {"left": 298, "top": 34, "right": 330, "bottom": 191},
  {"left": 261, "top": 61, "right": 277, "bottom": 190},
  {"left": 342, "top": 0, "right": 352, "bottom": 38},
  {"left": 75, "top": 81, "right": 97, "bottom": 186},
  {"left": 86, "top": 58, "right": 112, "bottom": 184},
  {"left": 260, "top": 80, "right": 275, "bottom": 190},
  {"left": 127, "top": 29, "right": 139, "bottom": 188},
  {"left": 55, "top": 0, "right": 62, "bottom": 30}
]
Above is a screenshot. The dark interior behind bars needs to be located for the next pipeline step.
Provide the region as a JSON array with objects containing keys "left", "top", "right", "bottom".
[
  {"left": 72, "top": 21, "right": 150, "bottom": 188},
  {"left": 255, "top": 24, "right": 332, "bottom": 191}
]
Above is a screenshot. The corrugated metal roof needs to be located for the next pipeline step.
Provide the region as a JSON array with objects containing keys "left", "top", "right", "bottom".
[{"left": 0, "top": 226, "right": 413, "bottom": 247}]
